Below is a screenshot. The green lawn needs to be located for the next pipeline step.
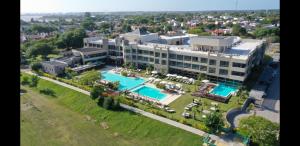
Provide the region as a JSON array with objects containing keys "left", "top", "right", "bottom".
[{"left": 21, "top": 73, "right": 203, "bottom": 146}]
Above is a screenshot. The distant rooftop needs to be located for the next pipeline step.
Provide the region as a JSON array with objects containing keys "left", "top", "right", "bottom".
[{"left": 42, "top": 60, "right": 67, "bottom": 66}]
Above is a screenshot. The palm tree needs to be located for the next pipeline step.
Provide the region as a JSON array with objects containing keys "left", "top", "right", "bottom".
[{"left": 192, "top": 107, "right": 198, "bottom": 120}]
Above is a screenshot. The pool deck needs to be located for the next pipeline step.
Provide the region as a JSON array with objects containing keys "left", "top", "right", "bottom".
[{"left": 144, "top": 83, "right": 182, "bottom": 105}]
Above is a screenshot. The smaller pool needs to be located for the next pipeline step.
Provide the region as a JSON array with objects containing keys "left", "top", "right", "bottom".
[
  {"left": 210, "top": 83, "right": 237, "bottom": 97},
  {"left": 132, "top": 86, "right": 167, "bottom": 101}
]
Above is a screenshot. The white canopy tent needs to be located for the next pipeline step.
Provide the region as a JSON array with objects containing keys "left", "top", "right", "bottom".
[
  {"left": 151, "top": 71, "right": 158, "bottom": 74},
  {"left": 202, "top": 80, "right": 210, "bottom": 83}
]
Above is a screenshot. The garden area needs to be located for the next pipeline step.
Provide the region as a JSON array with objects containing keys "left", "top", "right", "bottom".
[{"left": 21, "top": 73, "right": 204, "bottom": 146}]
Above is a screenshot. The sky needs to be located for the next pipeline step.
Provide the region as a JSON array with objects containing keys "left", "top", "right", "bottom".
[{"left": 21, "top": 0, "right": 280, "bottom": 14}]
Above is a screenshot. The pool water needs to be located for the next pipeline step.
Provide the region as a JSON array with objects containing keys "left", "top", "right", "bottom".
[
  {"left": 101, "top": 71, "right": 146, "bottom": 91},
  {"left": 210, "top": 83, "right": 237, "bottom": 97},
  {"left": 132, "top": 86, "right": 167, "bottom": 101}
]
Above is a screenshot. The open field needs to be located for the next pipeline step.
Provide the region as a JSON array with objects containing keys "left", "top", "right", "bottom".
[{"left": 21, "top": 73, "right": 203, "bottom": 146}]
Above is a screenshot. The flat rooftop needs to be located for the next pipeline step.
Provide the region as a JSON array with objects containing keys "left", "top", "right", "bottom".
[
  {"left": 42, "top": 60, "right": 67, "bottom": 66},
  {"left": 75, "top": 47, "right": 102, "bottom": 52}
]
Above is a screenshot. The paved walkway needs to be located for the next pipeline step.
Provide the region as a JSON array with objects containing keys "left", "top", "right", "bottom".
[{"left": 22, "top": 70, "right": 244, "bottom": 146}]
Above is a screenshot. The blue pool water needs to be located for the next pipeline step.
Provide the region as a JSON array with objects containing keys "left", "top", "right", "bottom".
[
  {"left": 210, "top": 83, "right": 237, "bottom": 97},
  {"left": 132, "top": 86, "right": 167, "bottom": 101},
  {"left": 101, "top": 71, "right": 146, "bottom": 91}
]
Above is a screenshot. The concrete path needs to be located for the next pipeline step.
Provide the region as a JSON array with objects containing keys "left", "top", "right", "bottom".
[{"left": 22, "top": 70, "right": 244, "bottom": 146}]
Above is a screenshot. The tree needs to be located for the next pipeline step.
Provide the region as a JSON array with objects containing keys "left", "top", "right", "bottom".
[
  {"left": 84, "top": 12, "right": 91, "bottom": 18},
  {"left": 30, "top": 75, "right": 39, "bottom": 87},
  {"left": 122, "top": 23, "right": 132, "bottom": 33},
  {"left": 232, "top": 24, "right": 247, "bottom": 36},
  {"left": 90, "top": 86, "right": 104, "bottom": 99},
  {"left": 81, "top": 18, "right": 96, "bottom": 31},
  {"left": 30, "top": 62, "right": 42, "bottom": 73},
  {"left": 238, "top": 116, "right": 279, "bottom": 146},
  {"left": 58, "top": 28, "right": 86, "bottom": 49},
  {"left": 25, "top": 42, "right": 54, "bottom": 58},
  {"left": 21, "top": 76, "right": 30, "bottom": 85},
  {"left": 103, "top": 97, "right": 114, "bottom": 110},
  {"left": 64, "top": 67, "right": 78, "bottom": 79},
  {"left": 79, "top": 70, "right": 100, "bottom": 86},
  {"left": 204, "top": 111, "right": 224, "bottom": 133}
]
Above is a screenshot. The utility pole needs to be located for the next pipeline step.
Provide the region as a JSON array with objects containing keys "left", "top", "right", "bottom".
[{"left": 235, "top": 0, "right": 238, "bottom": 11}]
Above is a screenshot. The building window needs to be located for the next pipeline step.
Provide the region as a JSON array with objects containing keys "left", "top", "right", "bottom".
[
  {"left": 149, "top": 51, "right": 154, "bottom": 56},
  {"left": 169, "top": 54, "right": 176, "bottom": 59},
  {"left": 200, "top": 58, "right": 208, "bottom": 63},
  {"left": 192, "top": 57, "right": 198, "bottom": 62},
  {"left": 96, "top": 44, "right": 100, "bottom": 48},
  {"left": 231, "top": 71, "right": 245, "bottom": 76},
  {"left": 132, "top": 55, "right": 136, "bottom": 60},
  {"left": 208, "top": 67, "right": 216, "bottom": 73},
  {"left": 220, "top": 61, "right": 229, "bottom": 67},
  {"left": 192, "top": 64, "right": 200, "bottom": 70},
  {"left": 126, "top": 55, "right": 130, "bottom": 59},
  {"left": 200, "top": 66, "right": 207, "bottom": 71},
  {"left": 155, "top": 52, "right": 160, "bottom": 57},
  {"left": 149, "top": 58, "right": 154, "bottom": 62},
  {"left": 177, "top": 55, "right": 183, "bottom": 60},
  {"left": 184, "top": 56, "right": 191, "bottom": 61},
  {"left": 143, "top": 50, "right": 149, "bottom": 55},
  {"left": 232, "top": 62, "right": 246, "bottom": 68},
  {"left": 162, "top": 53, "right": 167, "bottom": 58},
  {"left": 155, "top": 59, "right": 160, "bottom": 64},
  {"left": 138, "top": 49, "right": 143, "bottom": 54},
  {"left": 169, "top": 61, "right": 176, "bottom": 66},
  {"left": 143, "top": 57, "right": 148, "bottom": 61},
  {"left": 125, "top": 49, "right": 131, "bottom": 53},
  {"left": 219, "top": 69, "right": 228, "bottom": 75},
  {"left": 132, "top": 49, "right": 136, "bottom": 53},
  {"left": 184, "top": 63, "right": 191, "bottom": 68},
  {"left": 209, "top": 59, "right": 216, "bottom": 65},
  {"left": 138, "top": 56, "right": 143, "bottom": 61},
  {"left": 162, "top": 60, "right": 167, "bottom": 65},
  {"left": 177, "top": 62, "right": 183, "bottom": 67}
]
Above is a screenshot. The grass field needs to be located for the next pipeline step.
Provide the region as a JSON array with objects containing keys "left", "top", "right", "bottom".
[{"left": 21, "top": 73, "right": 203, "bottom": 146}]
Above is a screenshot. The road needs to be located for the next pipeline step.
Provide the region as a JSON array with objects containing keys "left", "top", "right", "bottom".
[{"left": 22, "top": 70, "right": 244, "bottom": 146}]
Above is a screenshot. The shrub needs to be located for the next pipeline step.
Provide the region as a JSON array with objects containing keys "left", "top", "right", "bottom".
[
  {"left": 120, "top": 71, "right": 128, "bottom": 77},
  {"left": 90, "top": 86, "right": 104, "bottom": 99},
  {"left": 29, "top": 75, "right": 39, "bottom": 87},
  {"left": 39, "top": 88, "right": 55, "bottom": 96},
  {"left": 97, "top": 96, "right": 104, "bottom": 106},
  {"left": 103, "top": 97, "right": 114, "bottom": 110},
  {"left": 113, "top": 99, "right": 121, "bottom": 110},
  {"left": 195, "top": 123, "right": 210, "bottom": 133},
  {"left": 21, "top": 76, "right": 30, "bottom": 85}
]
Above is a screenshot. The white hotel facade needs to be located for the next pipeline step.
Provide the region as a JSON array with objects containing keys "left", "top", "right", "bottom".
[{"left": 82, "top": 29, "right": 266, "bottom": 86}]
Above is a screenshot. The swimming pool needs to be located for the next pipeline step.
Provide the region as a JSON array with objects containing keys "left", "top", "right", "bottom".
[
  {"left": 132, "top": 86, "right": 167, "bottom": 101},
  {"left": 209, "top": 83, "right": 237, "bottom": 97},
  {"left": 101, "top": 71, "right": 146, "bottom": 91}
]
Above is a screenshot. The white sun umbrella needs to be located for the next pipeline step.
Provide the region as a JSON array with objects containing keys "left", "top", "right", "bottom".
[
  {"left": 160, "top": 81, "right": 167, "bottom": 84},
  {"left": 166, "top": 74, "right": 171, "bottom": 77},
  {"left": 154, "top": 78, "right": 161, "bottom": 82},
  {"left": 151, "top": 71, "right": 158, "bottom": 74},
  {"left": 202, "top": 80, "right": 209, "bottom": 83},
  {"left": 189, "top": 78, "right": 195, "bottom": 82},
  {"left": 176, "top": 75, "right": 183, "bottom": 79},
  {"left": 176, "top": 84, "right": 182, "bottom": 88},
  {"left": 148, "top": 77, "right": 155, "bottom": 80},
  {"left": 182, "top": 77, "right": 188, "bottom": 80}
]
